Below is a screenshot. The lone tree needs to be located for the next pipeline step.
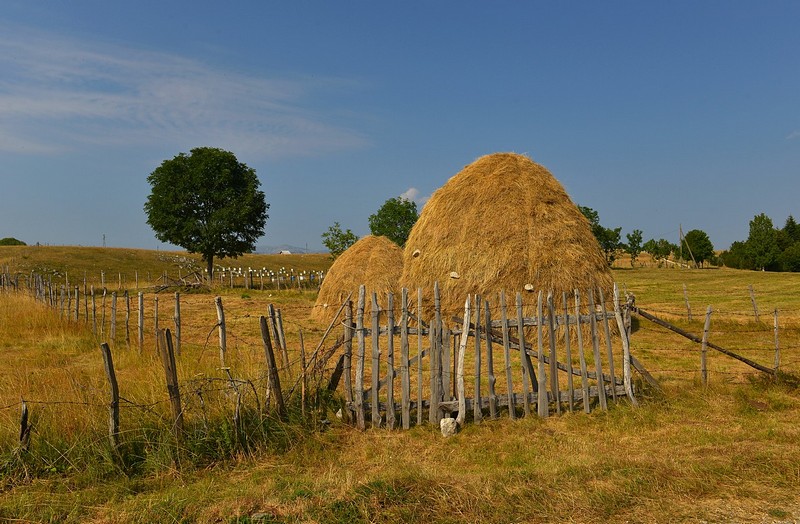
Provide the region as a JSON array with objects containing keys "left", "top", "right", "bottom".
[
  {"left": 681, "top": 229, "right": 714, "bottom": 267},
  {"left": 368, "top": 196, "right": 419, "bottom": 247},
  {"left": 144, "top": 147, "right": 268, "bottom": 280},
  {"left": 321, "top": 222, "right": 358, "bottom": 259}
]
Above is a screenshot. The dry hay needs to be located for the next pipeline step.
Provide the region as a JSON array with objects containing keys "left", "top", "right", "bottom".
[
  {"left": 400, "top": 152, "right": 614, "bottom": 318},
  {"left": 312, "top": 235, "right": 404, "bottom": 324}
]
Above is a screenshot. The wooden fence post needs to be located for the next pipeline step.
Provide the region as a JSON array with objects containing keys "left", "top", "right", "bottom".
[
  {"left": 260, "top": 316, "right": 286, "bottom": 420},
  {"left": 588, "top": 290, "right": 608, "bottom": 411},
  {"left": 100, "top": 343, "right": 120, "bottom": 448},
  {"left": 485, "top": 299, "right": 498, "bottom": 419},
  {"left": 215, "top": 296, "right": 226, "bottom": 367},
  {"left": 774, "top": 309, "right": 780, "bottom": 373},
  {"left": 400, "top": 288, "right": 411, "bottom": 429},
  {"left": 124, "top": 291, "right": 131, "bottom": 349},
  {"left": 455, "top": 296, "right": 470, "bottom": 427},
  {"left": 613, "top": 284, "right": 638, "bottom": 406},
  {"left": 383, "top": 293, "right": 396, "bottom": 429},
  {"left": 473, "top": 295, "right": 483, "bottom": 424},
  {"left": 562, "top": 292, "right": 575, "bottom": 413},
  {"left": 137, "top": 292, "right": 144, "bottom": 353},
  {"left": 91, "top": 286, "right": 97, "bottom": 337},
  {"left": 110, "top": 291, "right": 117, "bottom": 346},
  {"left": 701, "top": 306, "right": 712, "bottom": 385},
  {"left": 536, "top": 291, "right": 548, "bottom": 418},
  {"left": 344, "top": 299, "right": 354, "bottom": 421},
  {"left": 500, "top": 291, "right": 515, "bottom": 420},
  {"left": 683, "top": 283, "right": 693, "bottom": 321},
  {"left": 371, "top": 292, "right": 381, "bottom": 428},
  {"left": 355, "top": 285, "right": 367, "bottom": 430},
  {"left": 547, "top": 292, "right": 561, "bottom": 415},
  {"left": 157, "top": 329, "right": 184, "bottom": 441},
  {"left": 416, "top": 288, "right": 424, "bottom": 426},
  {"left": 598, "top": 288, "right": 618, "bottom": 402},
  {"left": 749, "top": 285, "right": 760, "bottom": 322},
  {"left": 174, "top": 292, "right": 181, "bottom": 356},
  {"left": 154, "top": 295, "right": 160, "bottom": 353},
  {"left": 19, "top": 400, "right": 31, "bottom": 453},
  {"left": 516, "top": 292, "right": 534, "bottom": 417}
]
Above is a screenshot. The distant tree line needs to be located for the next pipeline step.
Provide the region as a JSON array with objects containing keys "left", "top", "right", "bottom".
[
  {"left": 719, "top": 214, "right": 800, "bottom": 272},
  {"left": 0, "top": 237, "right": 26, "bottom": 246}
]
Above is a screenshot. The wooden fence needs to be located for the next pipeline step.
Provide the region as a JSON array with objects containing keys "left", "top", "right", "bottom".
[{"left": 337, "top": 283, "right": 642, "bottom": 431}]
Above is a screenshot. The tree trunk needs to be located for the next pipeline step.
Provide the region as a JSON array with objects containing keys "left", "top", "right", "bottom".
[{"left": 206, "top": 255, "right": 214, "bottom": 284}]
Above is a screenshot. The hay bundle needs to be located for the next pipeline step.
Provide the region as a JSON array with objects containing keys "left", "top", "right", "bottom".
[
  {"left": 401, "top": 152, "right": 613, "bottom": 317},
  {"left": 312, "top": 235, "right": 403, "bottom": 323}
]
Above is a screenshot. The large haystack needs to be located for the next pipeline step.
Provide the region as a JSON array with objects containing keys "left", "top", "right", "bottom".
[
  {"left": 401, "top": 152, "right": 613, "bottom": 317},
  {"left": 312, "top": 235, "right": 403, "bottom": 324}
]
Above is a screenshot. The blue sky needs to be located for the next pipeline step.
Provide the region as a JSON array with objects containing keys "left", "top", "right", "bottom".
[{"left": 2, "top": 2, "right": 799, "bottom": 253}]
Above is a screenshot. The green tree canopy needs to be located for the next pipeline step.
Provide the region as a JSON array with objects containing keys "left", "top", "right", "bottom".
[
  {"left": 144, "top": 147, "right": 268, "bottom": 279},
  {"left": 681, "top": 229, "right": 714, "bottom": 267},
  {"left": 745, "top": 213, "right": 780, "bottom": 271},
  {"left": 625, "top": 229, "right": 643, "bottom": 267},
  {"left": 368, "top": 197, "right": 419, "bottom": 247},
  {"left": 0, "top": 237, "right": 26, "bottom": 246},
  {"left": 322, "top": 222, "right": 358, "bottom": 259},
  {"left": 579, "top": 206, "right": 622, "bottom": 265}
]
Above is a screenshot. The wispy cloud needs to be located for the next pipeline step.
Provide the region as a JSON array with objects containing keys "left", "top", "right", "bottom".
[
  {"left": 400, "top": 187, "right": 430, "bottom": 207},
  {"left": 0, "top": 27, "right": 368, "bottom": 157},
  {"left": 787, "top": 130, "right": 800, "bottom": 140}
]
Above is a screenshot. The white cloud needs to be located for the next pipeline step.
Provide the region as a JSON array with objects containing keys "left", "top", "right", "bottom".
[
  {"left": 0, "top": 27, "right": 368, "bottom": 157},
  {"left": 787, "top": 130, "right": 800, "bottom": 140},
  {"left": 400, "top": 187, "right": 431, "bottom": 208}
]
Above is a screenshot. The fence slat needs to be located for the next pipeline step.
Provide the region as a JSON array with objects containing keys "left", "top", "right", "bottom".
[
  {"left": 574, "top": 290, "right": 591, "bottom": 414},
  {"left": 536, "top": 291, "right": 548, "bottom": 418},
  {"left": 417, "top": 288, "right": 424, "bottom": 426},
  {"left": 485, "top": 299, "right": 498, "bottom": 419},
  {"left": 598, "top": 288, "right": 618, "bottom": 403},
  {"left": 473, "top": 295, "right": 483, "bottom": 424},
  {"left": 547, "top": 292, "right": 560, "bottom": 415},
  {"left": 500, "top": 291, "right": 516, "bottom": 419},
  {"left": 386, "top": 292, "right": 396, "bottom": 430},
  {"left": 355, "top": 286, "right": 366, "bottom": 430},
  {"left": 401, "top": 288, "right": 411, "bottom": 429},
  {"left": 516, "top": 292, "right": 534, "bottom": 417},
  {"left": 456, "top": 296, "right": 470, "bottom": 426},
  {"left": 562, "top": 292, "right": 575, "bottom": 413},
  {"left": 589, "top": 290, "right": 608, "bottom": 411}
]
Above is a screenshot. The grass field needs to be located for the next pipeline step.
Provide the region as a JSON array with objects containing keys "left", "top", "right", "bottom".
[{"left": 1, "top": 247, "right": 799, "bottom": 523}]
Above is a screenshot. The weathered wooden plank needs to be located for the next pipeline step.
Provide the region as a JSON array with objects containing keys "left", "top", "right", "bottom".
[
  {"left": 174, "top": 292, "right": 181, "bottom": 356},
  {"left": 516, "top": 292, "right": 534, "bottom": 417},
  {"left": 386, "top": 293, "right": 396, "bottom": 430},
  {"left": 401, "top": 288, "right": 411, "bottom": 429},
  {"left": 157, "top": 329, "right": 184, "bottom": 440},
  {"left": 417, "top": 288, "right": 424, "bottom": 426},
  {"left": 371, "top": 292, "right": 381, "bottom": 428},
  {"left": 344, "top": 299, "right": 354, "bottom": 419},
  {"left": 613, "top": 284, "right": 638, "bottom": 407},
  {"left": 500, "top": 291, "right": 516, "bottom": 419},
  {"left": 589, "top": 290, "right": 608, "bottom": 411},
  {"left": 215, "top": 296, "right": 226, "bottom": 367},
  {"left": 598, "top": 288, "right": 617, "bottom": 402},
  {"left": 547, "top": 292, "right": 560, "bottom": 415},
  {"left": 259, "top": 315, "right": 286, "bottom": 420},
  {"left": 562, "top": 292, "right": 575, "bottom": 413},
  {"left": 701, "top": 305, "right": 712, "bottom": 385},
  {"left": 99, "top": 342, "right": 120, "bottom": 448},
  {"left": 485, "top": 299, "right": 498, "bottom": 419},
  {"left": 473, "top": 295, "right": 483, "bottom": 424},
  {"left": 429, "top": 282, "right": 442, "bottom": 425},
  {"left": 355, "top": 285, "right": 367, "bottom": 430},
  {"left": 536, "top": 291, "right": 548, "bottom": 418},
  {"left": 455, "top": 296, "right": 470, "bottom": 426}
]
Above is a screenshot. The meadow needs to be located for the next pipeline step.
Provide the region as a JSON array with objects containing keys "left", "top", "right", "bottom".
[{"left": 1, "top": 247, "right": 799, "bottom": 523}]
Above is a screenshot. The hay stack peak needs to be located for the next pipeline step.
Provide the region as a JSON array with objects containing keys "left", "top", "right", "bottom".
[
  {"left": 313, "top": 235, "right": 403, "bottom": 323},
  {"left": 401, "top": 152, "right": 612, "bottom": 314}
]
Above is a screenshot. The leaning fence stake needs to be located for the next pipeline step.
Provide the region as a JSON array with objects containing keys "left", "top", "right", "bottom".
[{"left": 100, "top": 343, "right": 121, "bottom": 448}]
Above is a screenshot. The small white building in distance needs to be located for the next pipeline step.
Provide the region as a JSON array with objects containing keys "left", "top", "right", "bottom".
[{"left": 279, "top": 250, "right": 292, "bottom": 255}]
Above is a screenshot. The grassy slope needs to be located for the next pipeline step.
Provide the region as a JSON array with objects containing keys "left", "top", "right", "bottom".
[{"left": 1, "top": 249, "right": 799, "bottom": 523}]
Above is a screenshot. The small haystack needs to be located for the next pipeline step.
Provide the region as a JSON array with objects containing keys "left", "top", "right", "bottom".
[
  {"left": 401, "top": 152, "right": 613, "bottom": 316},
  {"left": 312, "top": 235, "right": 403, "bottom": 324}
]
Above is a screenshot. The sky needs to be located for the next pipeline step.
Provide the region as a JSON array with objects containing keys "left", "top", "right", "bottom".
[{"left": 2, "top": 1, "right": 799, "bottom": 253}]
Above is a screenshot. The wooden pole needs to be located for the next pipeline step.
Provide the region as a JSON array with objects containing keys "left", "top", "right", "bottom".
[
  {"left": 547, "top": 292, "right": 561, "bottom": 415},
  {"left": 110, "top": 291, "right": 117, "bottom": 346},
  {"left": 485, "top": 299, "right": 498, "bottom": 419},
  {"left": 536, "top": 291, "right": 548, "bottom": 418},
  {"left": 701, "top": 306, "right": 712, "bottom": 386},
  {"left": 562, "top": 292, "right": 575, "bottom": 413},
  {"left": 299, "top": 329, "right": 306, "bottom": 418},
  {"left": 215, "top": 296, "right": 226, "bottom": 367},
  {"left": 774, "top": 309, "right": 780, "bottom": 373},
  {"left": 683, "top": 283, "right": 693, "bottom": 321},
  {"left": 137, "top": 292, "right": 144, "bottom": 353},
  {"left": 259, "top": 316, "right": 286, "bottom": 420},
  {"left": 124, "top": 291, "right": 131, "bottom": 349},
  {"left": 516, "top": 292, "right": 534, "bottom": 417},
  {"left": 344, "top": 299, "right": 354, "bottom": 421},
  {"left": 386, "top": 293, "right": 396, "bottom": 430},
  {"left": 455, "top": 296, "right": 470, "bottom": 427},
  {"left": 749, "top": 285, "right": 760, "bottom": 322},
  {"left": 500, "top": 291, "right": 516, "bottom": 419},
  {"left": 174, "top": 292, "right": 181, "bottom": 356},
  {"left": 154, "top": 295, "right": 160, "bottom": 353},
  {"left": 401, "top": 288, "right": 411, "bottom": 429},
  {"left": 613, "top": 284, "right": 639, "bottom": 406},
  {"left": 589, "top": 290, "right": 608, "bottom": 411},
  {"left": 473, "top": 295, "right": 483, "bottom": 424},
  {"left": 371, "top": 292, "right": 381, "bottom": 428},
  {"left": 598, "top": 288, "right": 618, "bottom": 402},
  {"left": 417, "top": 288, "right": 424, "bottom": 426},
  {"left": 157, "top": 329, "right": 184, "bottom": 441},
  {"left": 100, "top": 343, "right": 120, "bottom": 448},
  {"left": 355, "top": 285, "right": 366, "bottom": 430}
]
